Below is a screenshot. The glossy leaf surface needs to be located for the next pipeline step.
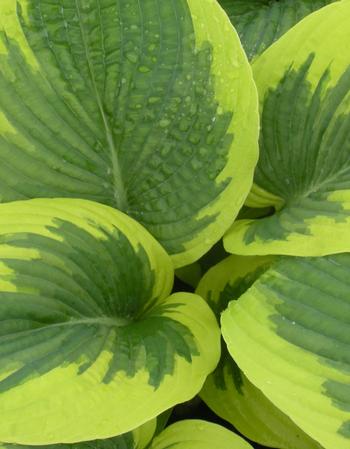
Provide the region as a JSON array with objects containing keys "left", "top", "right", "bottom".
[{"left": 0, "top": 0, "right": 258, "bottom": 267}]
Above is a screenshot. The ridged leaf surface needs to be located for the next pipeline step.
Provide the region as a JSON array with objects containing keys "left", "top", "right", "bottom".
[
  {"left": 225, "top": 1, "right": 350, "bottom": 257},
  {"left": 218, "top": 0, "right": 337, "bottom": 61},
  {"left": 0, "top": 199, "right": 220, "bottom": 444},
  {"left": 222, "top": 254, "right": 350, "bottom": 449},
  {"left": 197, "top": 255, "right": 322, "bottom": 449},
  {"left": 0, "top": 0, "right": 258, "bottom": 267}
]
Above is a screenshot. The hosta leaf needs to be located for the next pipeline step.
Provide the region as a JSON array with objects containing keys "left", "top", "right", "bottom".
[
  {"left": 197, "top": 255, "right": 322, "bottom": 449},
  {"left": 224, "top": 1, "right": 350, "bottom": 257},
  {"left": 222, "top": 254, "right": 350, "bottom": 449},
  {"left": 0, "top": 0, "right": 258, "bottom": 267},
  {"left": 0, "top": 418, "right": 157, "bottom": 449},
  {"left": 0, "top": 199, "right": 220, "bottom": 444},
  {"left": 218, "top": 0, "right": 337, "bottom": 61},
  {"left": 203, "top": 365, "right": 324, "bottom": 449},
  {"left": 148, "top": 420, "right": 253, "bottom": 449}
]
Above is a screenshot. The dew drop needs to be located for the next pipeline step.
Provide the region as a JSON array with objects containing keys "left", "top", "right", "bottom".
[
  {"left": 148, "top": 96, "right": 160, "bottom": 104},
  {"left": 159, "top": 119, "right": 170, "bottom": 128},
  {"left": 139, "top": 65, "right": 150, "bottom": 73},
  {"left": 126, "top": 52, "right": 138, "bottom": 63}
]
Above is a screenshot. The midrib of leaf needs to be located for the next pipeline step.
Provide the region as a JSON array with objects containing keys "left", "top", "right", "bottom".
[
  {"left": 44, "top": 316, "right": 132, "bottom": 328},
  {"left": 279, "top": 151, "right": 350, "bottom": 206},
  {"left": 75, "top": 0, "right": 128, "bottom": 211},
  {"left": 0, "top": 316, "right": 132, "bottom": 340}
]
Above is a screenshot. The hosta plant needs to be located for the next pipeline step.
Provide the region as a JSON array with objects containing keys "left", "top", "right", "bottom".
[{"left": 0, "top": 1, "right": 349, "bottom": 449}]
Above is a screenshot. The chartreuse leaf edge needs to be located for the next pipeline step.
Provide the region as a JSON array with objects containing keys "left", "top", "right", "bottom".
[
  {"left": 149, "top": 419, "right": 253, "bottom": 449},
  {"left": 0, "top": 418, "right": 157, "bottom": 449},
  {"left": 197, "top": 255, "right": 323, "bottom": 449},
  {"left": 0, "top": 199, "right": 220, "bottom": 444},
  {"left": 222, "top": 254, "right": 350, "bottom": 449},
  {"left": 225, "top": 1, "right": 350, "bottom": 258},
  {"left": 0, "top": 0, "right": 258, "bottom": 267}
]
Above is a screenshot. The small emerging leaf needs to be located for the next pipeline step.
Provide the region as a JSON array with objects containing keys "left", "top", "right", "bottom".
[{"left": 149, "top": 420, "right": 253, "bottom": 449}]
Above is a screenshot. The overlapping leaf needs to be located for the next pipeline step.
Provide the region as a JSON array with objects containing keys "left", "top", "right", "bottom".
[
  {"left": 197, "top": 255, "right": 322, "bottom": 449},
  {"left": 0, "top": 418, "right": 157, "bottom": 449},
  {"left": 222, "top": 254, "right": 350, "bottom": 449},
  {"left": 0, "top": 0, "right": 258, "bottom": 267},
  {"left": 218, "top": 0, "right": 337, "bottom": 61},
  {"left": 225, "top": 1, "right": 350, "bottom": 257},
  {"left": 0, "top": 199, "right": 220, "bottom": 444},
  {"left": 148, "top": 420, "right": 253, "bottom": 449}
]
